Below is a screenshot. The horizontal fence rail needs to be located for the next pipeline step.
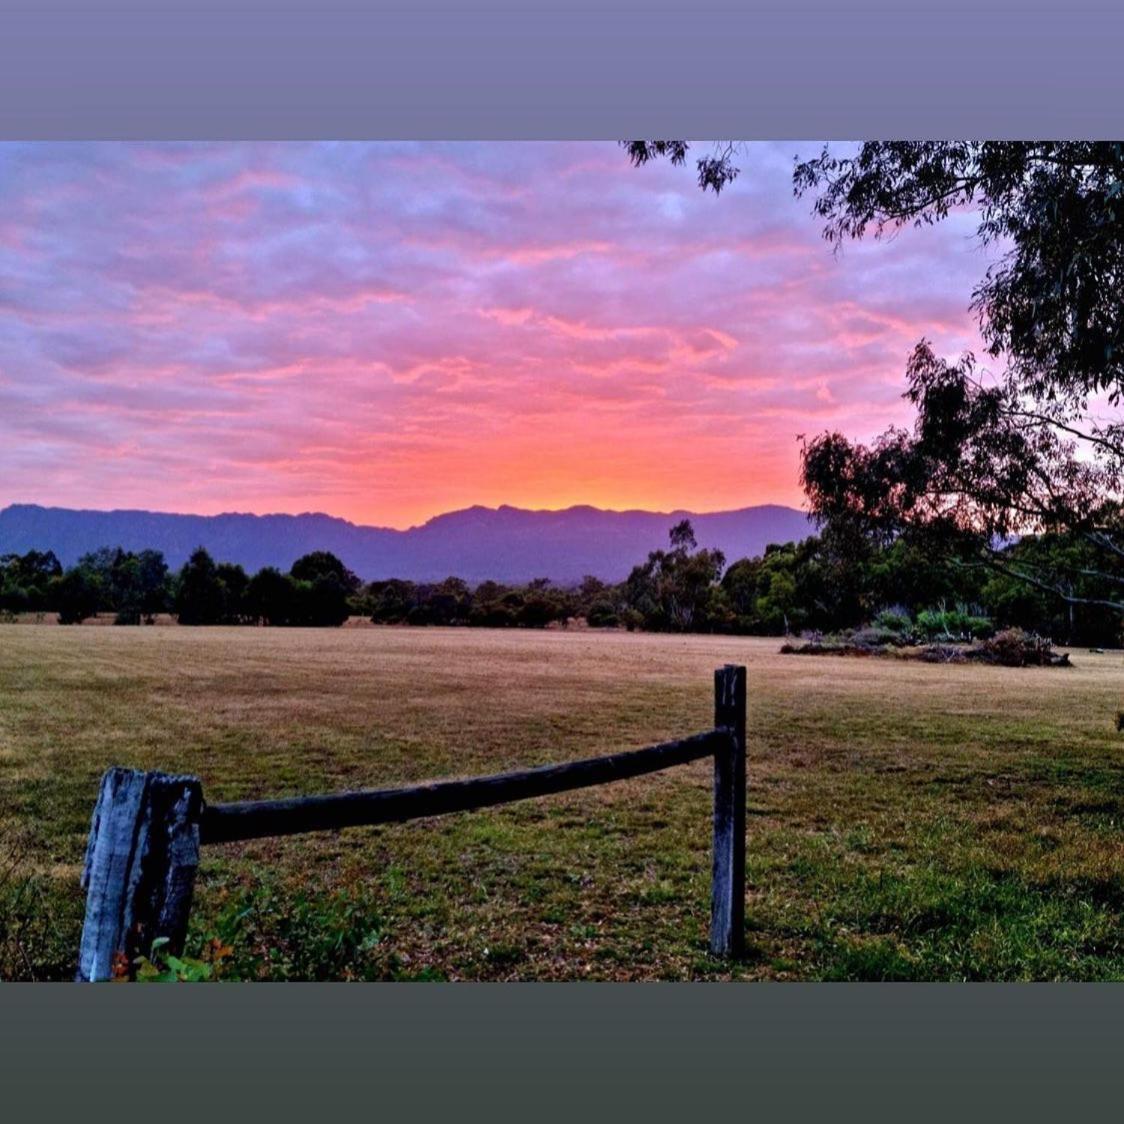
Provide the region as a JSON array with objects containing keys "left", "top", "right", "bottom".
[
  {"left": 76, "top": 664, "right": 747, "bottom": 982},
  {"left": 200, "top": 730, "right": 727, "bottom": 844}
]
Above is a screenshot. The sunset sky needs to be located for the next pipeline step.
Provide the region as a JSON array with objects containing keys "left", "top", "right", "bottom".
[{"left": 0, "top": 141, "right": 993, "bottom": 529}]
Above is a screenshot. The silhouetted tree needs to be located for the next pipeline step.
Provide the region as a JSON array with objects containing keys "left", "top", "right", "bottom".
[
  {"left": 214, "top": 562, "right": 249, "bottom": 623},
  {"left": 175, "top": 547, "right": 226, "bottom": 625},
  {"left": 297, "top": 573, "right": 352, "bottom": 627},
  {"left": 427, "top": 577, "right": 473, "bottom": 625},
  {"left": 245, "top": 566, "right": 297, "bottom": 626},
  {"left": 52, "top": 567, "right": 101, "bottom": 624},
  {"left": 135, "top": 550, "right": 171, "bottom": 622},
  {"left": 624, "top": 520, "right": 726, "bottom": 632},
  {"left": 290, "top": 551, "right": 360, "bottom": 592},
  {"left": 367, "top": 579, "right": 417, "bottom": 624},
  {"left": 0, "top": 550, "right": 62, "bottom": 613}
]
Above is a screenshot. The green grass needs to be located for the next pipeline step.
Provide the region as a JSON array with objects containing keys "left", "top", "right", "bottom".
[{"left": 2, "top": 624, "right": 1123, "bottom": 980}]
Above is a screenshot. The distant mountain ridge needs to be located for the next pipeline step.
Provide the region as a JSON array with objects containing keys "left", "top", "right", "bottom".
[{"left": 0, "top": 502, "right": 815, "bottom": 584}]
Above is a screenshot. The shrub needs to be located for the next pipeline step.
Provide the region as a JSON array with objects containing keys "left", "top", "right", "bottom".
[
  {"left": 135, "top": 936, "right": 224, "bottom": 982},
  {"left": 916, "top": 607, "right": 994, "bottom": 641},
  {"left": 851, "top": 626, "right": 905, "bottom": 649},
  {"left": 973, "top": 628, "right": 1070, "bottom": 667},
  {"left": 874, "top": 608, "right": 913, "bottom": 634},
  {"left": 0, "top": 584, "right": 30, "bottom": 614},
  {"left": 620, "top": 608, "right": 645, "bottom": 632},
  {"left": 585, "top": 599, "right": 620, "bottom": 628},
  {"left": 783, "top": 627, "right": 1071, "bottom": 668}
]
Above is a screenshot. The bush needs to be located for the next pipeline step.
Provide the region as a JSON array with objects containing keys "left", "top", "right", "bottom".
[
  {"left": 783, "top": 627, "right": 1071, "bottom": 668},
  {"left": 620, "top": 608, "right": 645, "bottom": 632},
  {"left": 916, "top": 607, "right": 994, "bottom": 641},
  {"left": 586, "top": 599, "right": 620, "bottom": 628},
  {"left": 972, "top": 628, "right": 1070, "bottom": 667},
  {"left": 874, "top": 608, "right": 913, "bottom": 634},
  {"left": 851, "top": 626, "right": 906, "bottom": 649},
  {"left": 0, "top": 584, "right": 30, "bottom": 614}
]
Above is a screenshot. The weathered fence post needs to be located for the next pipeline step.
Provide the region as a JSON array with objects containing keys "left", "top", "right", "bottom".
[
  {"left": 75, "top": 669, "right": 746, "bottom": 977},
  {"left": 711, "top": 664, "right": 746, "bottom": 958},
  {"left": 77, "top": 767, "right": 203, "bottom": 982}
]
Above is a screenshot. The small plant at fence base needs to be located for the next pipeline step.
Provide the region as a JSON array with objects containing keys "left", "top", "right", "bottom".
[
  {"left": 75, "top": 665, "right": 747, "bottom": 981},
  {"left": 134, "top": 936, "right": 231, "bottom": 982}
]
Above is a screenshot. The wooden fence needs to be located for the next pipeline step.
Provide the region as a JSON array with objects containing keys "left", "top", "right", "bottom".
[{"left": 76, "top": 664, "right": 746, "bottom": 981}]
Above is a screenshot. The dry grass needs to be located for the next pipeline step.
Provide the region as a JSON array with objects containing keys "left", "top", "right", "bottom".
[{"left": 2, "top": 624, "right": 1123, "bottom": 980}]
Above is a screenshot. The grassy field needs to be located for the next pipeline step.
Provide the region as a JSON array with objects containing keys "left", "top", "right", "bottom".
[{"left": 2, "top": 624, "right": 1124, "bottom": 981}]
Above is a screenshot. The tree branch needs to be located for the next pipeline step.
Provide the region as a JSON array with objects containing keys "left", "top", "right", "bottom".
[{"left": 980, "top": 551, "right": 1124, "bottom": 611}]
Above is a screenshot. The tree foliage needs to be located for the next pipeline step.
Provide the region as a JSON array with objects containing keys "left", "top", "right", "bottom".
[
  {"left": 794, "top": 142, "right": 1124, "bottom": 404},
  {"left": 75, "top": 547, "right": 170, "bottom": 623},
  {"left": 290, "top": 551, "right": 360, "bottom": 592},
  {"left": 629, "top": 140, "right": 1124, "bottom": 617},
  {"left": 174, "top": 548, "right": 228, "bottom": 625},
  {"left": 622, "top": 141, "right": 741, "bottom": 194},
  {"left": 0, "top": 550, "right": 62, "bottom": 613},
  {"left": 622, "top": 520, "right": 726, "bottom": 632},
  {"left": 800, "top": 144, "right": 1124, "bottom": 614},
  {"left": 53, "top": 568, "right": 100, "bottom": 624}
]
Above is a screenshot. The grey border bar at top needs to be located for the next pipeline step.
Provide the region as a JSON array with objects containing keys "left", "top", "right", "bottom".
[{"left": 3, "top": 0, "right": 1124, "bottom": 139}]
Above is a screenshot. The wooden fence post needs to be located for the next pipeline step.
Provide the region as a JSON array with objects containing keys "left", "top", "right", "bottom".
[
  {"left": 77, "top": 767, "right": 204, "bottom": 982},
  {"left": 711, "top": 664, "right": 746, "bottom": 958}
]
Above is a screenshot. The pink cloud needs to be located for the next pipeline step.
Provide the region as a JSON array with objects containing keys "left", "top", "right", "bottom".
[{"left": 0, "top": 142, "right": 994, "bottom": 526}]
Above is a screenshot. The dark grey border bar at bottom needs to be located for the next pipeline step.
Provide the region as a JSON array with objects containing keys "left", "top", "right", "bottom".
[{"left": 2, "top": 984, "right": 1120, "bottom": 1120}]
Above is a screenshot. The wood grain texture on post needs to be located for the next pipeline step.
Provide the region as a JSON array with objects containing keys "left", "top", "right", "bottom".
[
  {"left": 77, "top": 767, "right": 203, "bottom": 982},
  {"left": 711, "top": 664, "right": 747, "bottom": 958}
]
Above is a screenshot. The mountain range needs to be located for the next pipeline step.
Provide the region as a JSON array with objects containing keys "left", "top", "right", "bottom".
[{"left": 0, "top": 502, "right": 814, "bottom": 585}]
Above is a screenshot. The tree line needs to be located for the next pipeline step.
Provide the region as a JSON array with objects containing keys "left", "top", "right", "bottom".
[
  {"left": 0, "top": 547, "right": 360, "bottom": 627},
  {"left": 3, "top": 515, "right": 1120, "bottom": 645}
]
